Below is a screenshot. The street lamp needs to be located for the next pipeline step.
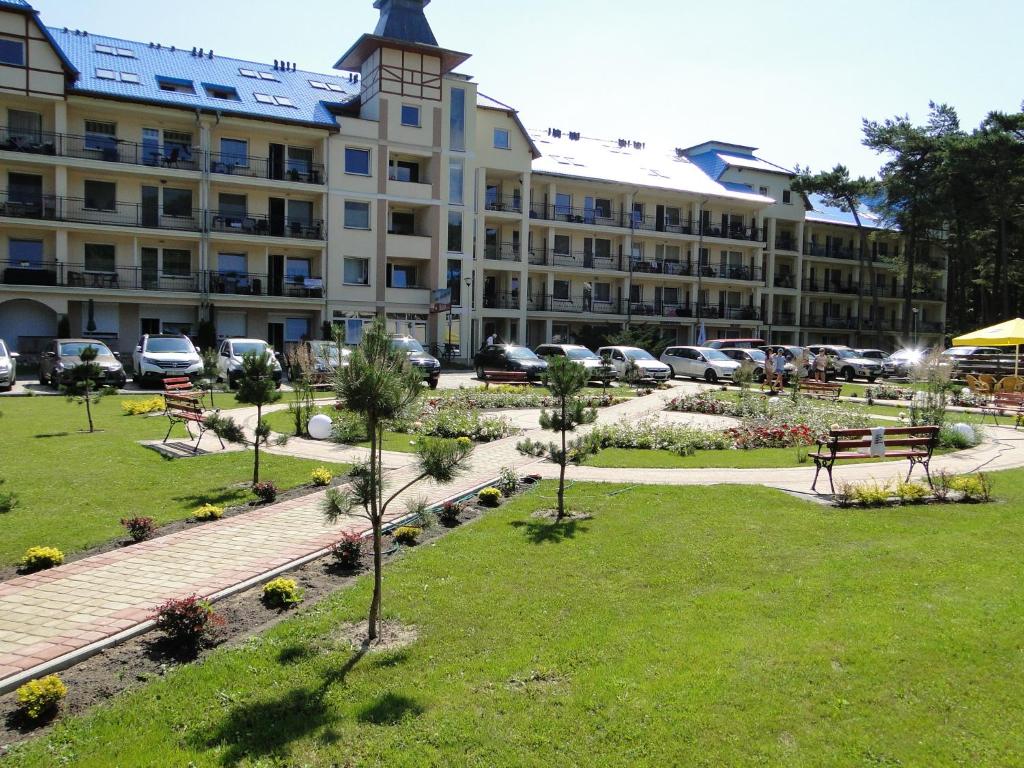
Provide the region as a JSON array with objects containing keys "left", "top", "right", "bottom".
[
  {"left": 464, "top": 274, "right": 475, "bottom": 352},
  {"left": 912, "top": 307, "right": 920, "bottom": 347}
]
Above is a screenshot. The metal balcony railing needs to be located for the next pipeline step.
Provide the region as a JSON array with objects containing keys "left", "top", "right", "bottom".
[
  {"left": 771, "top": 312, "right": 796, "bottom": 325},
  {"left": 484, "top": 194, "right": 523, "bottom": 213},
  {"left": 483, "top": 242, "right": 522, "bottom": 262},
  {"left": 207, "top": 271, "right": 323, "bottom": 297},
  {"left": 209, "top": 213, "right": 324, "bottom": 240},
  {"left": 482, "top": 291, "right": 520, "bottom": 310},
  {"left": 208, "top": 151, "right": 324, "bottom": 184},
  {"left": 801, "top": 278, "right": 861, "bottom": 295},
  {"left": 697, "top": 305, "right": 761, "bottom": 321}
]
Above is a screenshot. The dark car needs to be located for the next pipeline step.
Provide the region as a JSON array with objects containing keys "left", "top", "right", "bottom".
[
  {"left": 474, "top": 344, "right": 548, "bottom": 381},
  {"left": 391, "top": 335, "right": 440, "bottom": 389},
  {"left": 38, "top": 338, "right": 127, "bottom": 388}
]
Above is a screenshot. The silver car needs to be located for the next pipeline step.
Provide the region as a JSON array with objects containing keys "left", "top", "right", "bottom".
[
  {"left": 0, "top": 339, "right": 18, "bottom": 391},
  {"left": 535, "top": 344, "right": 616, "bottom": 381},
  {"left": 660, "top": 346, "right": 741, "bottom": 383}
]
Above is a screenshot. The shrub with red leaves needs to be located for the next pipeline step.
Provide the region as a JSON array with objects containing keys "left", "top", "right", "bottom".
[
  {"left": 120, "top": 516, "right": 156, "bottom": 542},
  {"left": 330, "top": 532, "right": 364, "bottom": 570},
  {"left": 151, "top": 594, "right": 222, "bottom": 649}
]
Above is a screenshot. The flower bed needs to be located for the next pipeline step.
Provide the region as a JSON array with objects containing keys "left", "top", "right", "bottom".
[
  {"left": 864, "top": 384, "right": 916, "bottom": 401},
  {"left": 425, "top": 387, "right": 628, "bottom": 411},
  {"left": 724, "top": 423, "right": 815, "bottom": 449}
]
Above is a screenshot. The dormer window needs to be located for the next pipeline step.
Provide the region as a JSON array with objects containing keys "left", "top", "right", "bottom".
[
  {"left": 156, "top": 76, "right": 196, "bottom": 94},
  {"left": 204, "top": 83, "right": 240, "bottom": 101}
]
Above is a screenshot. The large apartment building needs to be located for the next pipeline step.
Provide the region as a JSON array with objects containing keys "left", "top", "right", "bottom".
[{"left": 0, "top": 0, "right": 947, "bottom": 363}]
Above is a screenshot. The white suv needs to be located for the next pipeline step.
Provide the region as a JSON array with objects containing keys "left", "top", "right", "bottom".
[
  {"left": 216, "top": 338, "right": 283, "bottom": 389},
  {"left": 133, "top": 334, "right": 203, "bottom": 386},
  {"left": 660, "top": 346, "right": 741, "bottom": 383}
]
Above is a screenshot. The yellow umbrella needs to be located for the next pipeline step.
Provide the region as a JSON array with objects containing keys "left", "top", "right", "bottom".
[{"left": 953, "top": 317, "right": 1024, "bottom": 376}]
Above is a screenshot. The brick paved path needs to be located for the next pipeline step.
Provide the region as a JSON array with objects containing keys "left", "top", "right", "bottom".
[{"left": 0, "top": 387, "right": 677, "bottom": 692}]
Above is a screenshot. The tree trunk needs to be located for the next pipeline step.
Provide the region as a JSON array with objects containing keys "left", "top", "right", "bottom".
[
  {"left": 252, "top": 403, "right": 261, "bottom": 484},
  {"left": 367, "top": 415, "right": 381, "bottom": 641},
  {"left": 998, "top": 216, "right": 1009, "bottom": 319},
  {"left": 85, "top": 384, "right": 94, "bottom": 433},
  {"left": 556, "top": 397, "right": 567, "bottom": 520},
  {"left": 903, "top": 227, "right": 917, "bottom": 336}
]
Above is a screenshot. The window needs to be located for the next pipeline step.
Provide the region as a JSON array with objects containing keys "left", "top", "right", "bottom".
[
  {"left": 162, "top": 188, "right": 192, "bottom": 217},
  {"left": 285, "top": 318, "right": 310, "bottom": 342},
  {"left": 401, "top": 104, "right": 420, "bottom": 127},
  {"left": 218, "top": 253, "right": 248, "bottom": 275},
  {"left": 119, "top": 72, "right": 140, "bottom": 84},
  {"left": 344, "top": 201, "right": 370, "bottom": 229},
  {"left": 218, "top": 194, "right": 247, "bottom": 221},
  {"left": 593, "top": 282, "right": 610, "bottom": 302},
  {"left": 95, "top": 68, "right": 116, "bottom": 80},
  {"left": 287, "top": 200, "right": 313, "bottom": 227},
  {"left": 629, "top": 284, "right": 641, "bottom": 303},
  {"left": 326, "top": 83, "right": 346, "bottom": 92},
  {"left": 345, "top": 147, "right": 371, "bottom": 175},
  {"left": 285, "top": 257, "right": 311, "bottom": 284},
  {"left": 594, "top": 198, "right": 612, "bottom": 219},
  {"left": 220, "top": 138, "right": 249, "bottom": 167},
  {"left": 8, "top": 109, "right": 41, "bottom": 141},
  {"left": 156, "top": 76, "right": 195, "bottom": 94},
  {"left": 553, "top": 280, "right": 570, "bottom": 300},
  {"left": 7, "top": 173, "right": 41, "bottom": 204},
  {"left": 665, "top": 207, "right": 681, "bottom": 227},
  {"left": 390, "top": 211, "right": 415, "bottom": 235},
  {"left": 9, "top": 239, "right": 43, "bottom": 268},
  {"left": 84, "top": 243, "right": 116, "bottom": 273},
  {"left": 389, "top": 160, "right": 420, "bottom": 183},
  {"left": 239, "top": 68, "right": 258, "bottom": 78},
  {"left": 84, "top": 120, "right": 117, "bottom": 152},
  {"left": 84, "top": 180, "right": 116, "bottom": 211},
  {"left": 759, "top": 186, "right": 769, "bottom": 197},
  {"left": 448, "top": 159, "right": 464, "bottom": 205},
  {"left": 253, "top": 93, "right": 275, "bottom": 104},
  {"left": 258, "top": 72, "right": 279, "bottom": 81},
  {"left": 287, "top": 146, "right": 313, "bottom": 178},
  {"left": 95, "top": 44, "right": 116, "bottom": 55},
  {"left": 162, "top": 249, "right": 191, "bottom": 277},
  {"left": 664, "top": 287, "right": 679, "bottom": 305},
  {"left": 554, "top": 235, "right": 571, "bottom": 256},
  {"left": 594, "top": 239, "right": 611, "bottom": 260},
  {"left": 309, "top": 80, "right": 327, "bottom": 89},
  {"left": 387, "top": 264, "right": 418, "bottom": 288},
  {"left": 343, "top": 257, "right": 369, "bottom": 285},
  {"left": 449, "top": 87, "right": 466, "bottom": 151},
  {"left": 446, "top": 258, "right": 462, "bottom": 305},
  {"left": 204, "top": 84, "right": 240, "bottom": 100},
  {"left": 493, "top": 128, "right": 510, "bottom": 150},
  {"left": 447, "top": 211, "right": 463, "bottom": 252},
  {"left": 782, "top": 189, "right": 792, "bottom": 204},
  {"left": 0, "top": 40, "right": 25, "bottom": 67},
  {"left": 273, "top": 96, "right": 295, "bottom": 107},
  {"left": 554, "top": 193, "right": 571, "bottom": 218}
]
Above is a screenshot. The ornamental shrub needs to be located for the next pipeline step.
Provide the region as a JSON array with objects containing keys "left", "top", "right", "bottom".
[
  {"left": 478, "top": 487, "right": 502, "bottom": 507},
  {"left": 330, "top": 532, "right": 364, "bottom": 570},
  {"left": 151, "top": 594, "right": 221, "bottom": 649},
  {"left": 0, "top": 481, "right": 17, "bottom": 514},
  {"left": 949, "top": 473, "right": 993, "bottom": 502},
  {"left": 497, "top": 466, "right": 519, "bottom": 497},
  {"left": 252, "top": 481, "right": 279, "bottom": 503},
  {"left": 20, "top": 546, "right": 64, "bottom": 572},
  {"left": 895, "top": 480, "right": 930, "bottom": 504},
  {"left": 16, "top": 674, "right": 67, "bottom": 721},
  {"left": 392, "top": 525, "right": 422, "bottom": 545},
  {"left": 851, "top": 481, "right": 891, "bottom": 507},
  {"left": 261, "top": 577, "right": 304, "bottom": 608},
  {"left": 938, "top": 424, "right": 979, "bottom": 449},
  {"left": 438, "top": 499, "right": 463, "bottom": 525},
  {"left": 121, "top": 515, "right": 156, "bottom": 542},
  {"left": 417, "top": 408, "right": 513, "bottom": 442},
  {"left": 121, "top": 396, "right": 165, "bottom": 416},
  {"left": 194, "top": 503, "right": 224, "bottom": 521},
  {"left": 310, "top": 466, "right": 333, "bottom": 486},
  {"left": 331, "top": 409, "right": 367, "bottom": 444}
]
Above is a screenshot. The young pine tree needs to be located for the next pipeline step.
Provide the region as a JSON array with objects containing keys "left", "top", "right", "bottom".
[
  {"left": 63, "top": 344, "right": 107, "bottom": 433},
  {"left": 517, "top": 355, "right": 598, "bottom": 520},
  {"left": 234, "top": 350, "right": 281, "bottom": 484}
]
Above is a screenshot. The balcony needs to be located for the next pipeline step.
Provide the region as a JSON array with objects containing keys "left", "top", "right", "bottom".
[
  {"left": 209, "top": 213, "right": 324, "bottom": 240},
  {"left": 527, "top": 294, "right": 626, "bottom": 315},
  {"left": 801, "top": 278, "right": 861, "bottom": 295},
  {"left": 386, "top": 232, "right": 432, "bottom": 260},
  {"left": 484, "top": 194, "right": 523, "bottom": 214},
  {"left": 0, "top": 191, "right": 203, "bottom": 231},
  {"left": 802, "top": 314, "right": 858, "bottom": 329},
  {"left": 483, "top": 242, "right": 522, "bottom": 263},
  {"left": 771, "top": 311, "right": 796, "bottom": 325},
  {"left": 482, "top": 291, "right": 520, "bottom": 310},
  {"left": 698, "top": 305, "right": 761, "bottom": 321},
  {"left": 630, "top": 259, "right": 693, "bottom": 276},
  {"left": 1, "top": 259, "right": 201, "bottom": 293},
  {"left": 209, "top": 151, "right": 324, "bottom": 184},
  {"left": 695, "top": 263, "right": 764, "bottom": 281},
  {"left": 803, "top": 242, "right": 859, "bottom": 261},
  {"left": 774, "top": 233, "right": 797, "bottom": 251},
  {"left": 773, "top": 273, "right": 796, "bottom": 289},
  {"left": 0, "top": 126, "right": 203, "bottom": 171},
  {"left": 208, "top": 271, "right": 323, "bottom": 298},
  {"left": 628, "top": 301, "right": 694, "bottom": 318},
  {"left": 528, "top": 246, "right": 624, "bottom": 271}
]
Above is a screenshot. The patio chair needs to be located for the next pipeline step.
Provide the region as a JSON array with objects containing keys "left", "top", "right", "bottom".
[
  {"left": 966, "top": 373, "right": 990, "bottom": 394},
  {"left": 996, "top": 375, "right": 1023, "bottom": 393},
  {"left": 979, "top": 374, "right": 998, "bottom": 393}
]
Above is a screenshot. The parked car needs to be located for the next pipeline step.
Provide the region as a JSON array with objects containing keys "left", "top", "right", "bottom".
[
  {"left": 889, "top": 347, "right": 927, "bottom": 373},
  {"left": 474, "top": 344, "right": 549, "bottom": 381},
  {"left": 535, "top": 343, "right": 615, "bottom": 381},
  {"left": 660, "top": 346, "right": 741, "bottom": 383},
  {"left": 391, "top": 335, "right": 440, "bottom": 389},
  {"left": 216, "top": 338, "right": 283, "bottom": 389},
  {"left": 806, "top": 345, "right": 883, "bottom": 382},
  {"left": 0, "top": 338, "right": 18, "bottom": 392},
  {"left": 598, "top": 346, "right": 672, "bottom": 382},
  {"left": 38, "top": 338, "right": 127, "bottom": 388},
  {"left": 290, "top": 339, "right": 351, "bottom": 382},
  {"left": 760, "top": 345, "right": 811, "bottom": 377},
  {"left": 132, "top": 334, "right": 203, "bottom": 386},
  {"left": 719, "top": 347, "right": 794, "bottom": 382},
  {"left": 856, "top": 348, "right": 900, "bottom": 378},
  {"left": 705, "top": 337, "right": 766, "bottom": 350}
]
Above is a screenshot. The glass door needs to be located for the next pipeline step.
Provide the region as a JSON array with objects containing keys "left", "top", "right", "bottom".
[
  {"left": 142, "top": 128, "right": 160, "bottom": 166},
  {"left": 141, "top": 247, "right": 158, "bottom": 290},
  {"left": 141, "top": 186, "right": 159, "bottom": 227}
]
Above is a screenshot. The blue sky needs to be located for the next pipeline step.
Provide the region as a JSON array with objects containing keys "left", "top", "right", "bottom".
[{"left": 33, "top": 0, "right": 1024, "bottom": 177}]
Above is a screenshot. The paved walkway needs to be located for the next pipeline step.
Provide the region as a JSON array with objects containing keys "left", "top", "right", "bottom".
[{"left": 0, "top": 385, "right": 676, "bottom": 692}]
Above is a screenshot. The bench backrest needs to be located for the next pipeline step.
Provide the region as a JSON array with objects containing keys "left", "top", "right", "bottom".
[
  {"left": 801, "top": 380, "right": 840, "bottom": 389},
  {"left": 994, "top": 393, "right": 1024, "bottom": 407},
  {"left": 165, "top": 393, "right": 203, "bottom": 414},
  {"left": 825, "top": 425, "right": 939, "bottom": 451},
  {"left": 163, "top": 376, "right": 195, "bottom": 393}
]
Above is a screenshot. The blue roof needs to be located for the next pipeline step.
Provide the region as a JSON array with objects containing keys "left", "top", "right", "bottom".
[
  {"left": 806, "top": 193, "right": 890, "bottom": 231},
  {"left": 685, "top": 150, "right": 729, "bottom": 181},
  {"left": 50, "top": 27, "right": 360, "bottom": 128},
  {"left": 0, "top": 0, "right": 32, "bottom": 8}
]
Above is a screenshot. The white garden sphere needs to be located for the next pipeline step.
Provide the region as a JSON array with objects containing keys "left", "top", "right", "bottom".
[
  {"left": 308, "top": 414, "right": 333, "bottom": 440},
  {"left": 768, "top": 397, "right": 780, "bottom": 405},
  {"left": 951, "top": 423, "right": 975, "bottom": 443},
  {"left": 961, "top": 387, "right": 971, "bottom": 396}
]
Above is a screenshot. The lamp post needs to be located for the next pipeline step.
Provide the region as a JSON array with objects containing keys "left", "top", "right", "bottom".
[
  {"left": 912, "top": 307, "right": 920, "bottom": 347},
  {"left": 464, "top": 273, "right": 475, "bottom": 353}
]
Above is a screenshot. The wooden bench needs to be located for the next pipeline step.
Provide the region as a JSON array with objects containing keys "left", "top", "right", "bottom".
[
  {"left": 799, "top": 379, "right": 842, "bottom": 400},
  {"left": 162, "top": 375, "right": 201, "bottom": 400},
  {"left": 479, "top": 370, "right": 531, "bottom": 388},
  {"left": 811, "top": 425, "right": 940, "bottom": 494},
  {"left": 164, "top": 393, "right": 223, "bottom": 453},
  {"left": 985, "top": 392, "right": 1024, "bottom": 428}
]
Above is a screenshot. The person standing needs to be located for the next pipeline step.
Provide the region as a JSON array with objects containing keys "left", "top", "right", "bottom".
[
  {"left": 773, "top": 347, "right": 788, "bottom": 391},
  {"left": 814, "top": 349, "right": 828, "bottom": 382},
  {"left": 763, "top": 349, "right": 774, "bottom": 391}
]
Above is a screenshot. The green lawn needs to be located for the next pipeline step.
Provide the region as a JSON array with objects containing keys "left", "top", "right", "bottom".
[
  {"left": 262, "top": 406, "right": 418, "bottom": 453},
  {"left": 7, "top": 476, "right": 1024, "bottom": 766},
  {"left": 585, "top": 446, "right": 953, "bottom": 469},
  {"left": 0, "top": 397, "right": 349, "bottom": 567}
]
